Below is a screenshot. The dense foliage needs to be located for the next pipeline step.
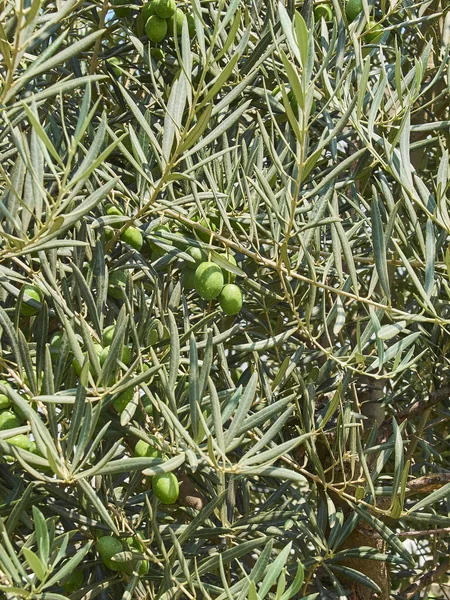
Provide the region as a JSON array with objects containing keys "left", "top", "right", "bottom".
[{"left": 0, "top": 0, "right": 449, "bottom": 598}]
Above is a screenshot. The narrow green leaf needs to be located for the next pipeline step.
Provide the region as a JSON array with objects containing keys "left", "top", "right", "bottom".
[
  {"left": 293, "top": 11, "right": 308, "bottom": 68},
  {"left": 329, "top": 565, "right": 381, "bottom": 593},
  {"left": 408, "top": 480, "right": 450, "bottom": 513},
  {"left": 22, "top": 547, "right": 46, "bottom": 582},
  {"left": 317, "top": 383, "right": 341, "bottom": 429},
  {"left": 76, "top": 478, "right": 120, "bottom": 535},
  {"left": 424, "top": 218, "right": 435, "bottom": 297},
  {"left": 183, "top": 101, "right": 251, "bottom": 159},
  {"left": 32, "top": 506, "right": 49, "bottom": 566},
  {"left": 259, "top": 542, "right": 292, "bottom": 598},
  {"left": 168, "top": 309, "right": 180, "bottom": 393},
  {"left": 162, "top": 74, "right": 188, "bottom": 162},
  {"left": 189, "top": 333, "right": 200, "bottom": 442},
  {"left": 391, "top": 418, "right": 405, "bottom": 503},
  {"left": 178, "top": 491, "right": 227, "bottom": 545},
  {"left": 368, "top": 332, "right": 421, "bottom": 372},
  {"left": 242, "top": 407, "right": 294, "bottom": 462},
  {"left": 357, "top": 56, "right": 371, "bottom": 121},
  {"left": 240, "top": 433, "right": 312, "bottom": 468},
  {"left": 224, "top": 372, "right": 258, "bottom": 448},
  {"left": 377, "top": 321, "right": 407, "bottom": 340},
  {"left": 42, "top": 541, "right": 93, "bottom": 590},
  {"left": 352, "top": 505, "right": 413, "bottom": 565},
  {"left": 371, "top": 196, "right": 390, "bottom": 298},
  {"left": 280, "top": 560, "right": 304, "bottom": 600},
  {"left": 197, "top": 538, "right": 269, "bottom": 576},
  {"left": 180, "top": 104, "right": 213, "bottom": 152},
  {"left": 236, "top": 395, "right": 293, "bottom": 438},
  {"left": 199, "top": 54, "right": 240, "bottom": 109},
  {"left": 233, "top": 327, "right": 297, "bottom": 352},
  {"left": 21, "top": 101, "right": 63, "bottom": 166},
  {"left": 5, "top": 30, "right": 105, "bottom": 103},
  {"left": 248, "top": 581, "right": 261, "bottom": 600},
  {"left": 278, "top": 2, "right": 301, "bottom": 64}
]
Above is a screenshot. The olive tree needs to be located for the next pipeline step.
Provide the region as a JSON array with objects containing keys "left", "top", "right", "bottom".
[{"left": 0, "top": 0, "right": 449, "bottom": 598}]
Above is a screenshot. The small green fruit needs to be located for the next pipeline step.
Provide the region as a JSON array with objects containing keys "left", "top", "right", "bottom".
[
  {"left": 49, "top": 331, "right": 64, "bottom": 352},
  {"left": 96, "top": 537, "right": 126, "bottom": 571},
  {"left": 0, "top": 411, "right": 20, "bottom": 431},
  {"left": 153, "top": 0, "right": 176, "bottom": 18},
  {"left": 287, "top": 88, "right": 299, "bottom": 114},
  {"left": 72, "top": 358, "right": 81, "bottom": 377},
  {"left": 152, "top": 471, "right": 179, "bottom": 504},
  {"left": 121, "top": 226, "right": 143, "bottom": 251},
  {"left": 186, "top": 12, "right": 195, "bottom": 36},
  {"left": 29, "top": 440, "right": 40, "bottom": 455},
  {"left": 142, "top": 0, "right": 158, "bottom": 22},
  {"left": 195, "top": 216, "right": 218, "bottom": 243},
  {"left": 135, "top": 439, "right": 162, "bottom": 458},
  {"left": 364, "top": 21, "right": 383, "bottom": 43},
  {"left": 148, "top": 224, "right": 170, "bottom": 252},
  {"left": 113, "top": 387, "right": 134, "bottom": 413},
  {"left": 145, "top": 15, "right": 168, "bottom": 43},
  {"left": 125, "top": 535, "right": 149, "bottom": 575},
  {"left": 107, "top": 57, "right": 121, "bottom": 78},
  {"left": 102, "top": 325, "right": 116, "bottom": 346},
  {"left": 99, "top": 344, "right": 132, "bottom": 367},
  {"left": 142, "top": 396, "right": 154, "bottom": 416},
  {"left": 314, "top": 2, "right": 333, "bottom": 21},
  {"left": 138, "top": 559, "right": 149, "bottom": 576},
  {"left": 148, "top": 327, "right": 159, "bottom": 346},
  {"left": 108, "top": 271, "right": 128, "bottom": 299},
  {"left": 194, "top": 262, "right": 224, "bottom": 301},
  {"left": 150, "top": 47, "right": 165, "bottom": 61},
  {"left": 106, "top": 203, "right": 124, "bottom": 217},
  {"left": 168, "top": 7, "right": 185, "bottom": 36},
  {"left": 62, "top": 570, "right": 84, "bottom": 594},
  {"left": 0, "top": 392, "right": 10, "bottom": 411},
  {"left": 345, "top": 0, "right": 363, "bottom": 21},
  {"left": 7, "top": 434, "right": 31, "bottom": 450},
  {"left": 219, "top": 284, "right": 243, "bottom": 316},
  {"left": 104, "top": 227, "right": 115, "bottom": 242},
  {"left": 151, "top": 248, "right": 165, "bottom": 262},
  {"left": 187, "top": 246, "right": 205, "bottom": 265},
  {"left": 20, "top": 284, "right": 43, "bottom": 317},
  {"left": 72, "top": 349, "right": 100, "bottom": 377}
]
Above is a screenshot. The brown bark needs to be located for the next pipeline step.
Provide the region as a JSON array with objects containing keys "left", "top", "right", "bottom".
[{"left": 338, "top": 524, "right": 390, "bottom": 600}]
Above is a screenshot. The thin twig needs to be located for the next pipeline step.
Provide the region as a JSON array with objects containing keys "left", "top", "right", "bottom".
[{"left": 398, "top": 559, "right": 450, "bottom": 599}]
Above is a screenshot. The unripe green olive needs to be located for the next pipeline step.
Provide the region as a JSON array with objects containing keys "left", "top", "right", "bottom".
[
  {"left": 20, "top": 284, "right": 43, "bottom": 317},
  {"left": 152, "top": 471, "right": 179, "bottom": 504},
  {"left": 194, "top": 262, "right": 224, "bottom": 300}
]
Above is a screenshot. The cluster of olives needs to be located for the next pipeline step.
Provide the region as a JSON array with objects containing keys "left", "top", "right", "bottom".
[
  {"left": 314, "top": 0, "right": 384, "bottom": 44},
  {"left": 96, "top": 533, "right": 149, "bottom": 576},
  {"left": 142, "top": 0, "right": 195, "bottom": 43},
  {"left": 95, "top": 441, "right": 179, "bottom": 574},
  {"left": 146, "top": 220, "right": 244, "bottom": 315},
  {"left": 105, "top": 203, "right": 143, "bottom": 251},
  {"left": 3, "top": 295, "right": 48, "bottom": 456},
  {"left": 0, "top": 384, "right": 35, "bottom": 454},
  {"left": 111, "top": 0, "right": 195, "bottom": 44},
  {"left": 182, "top": 247, "right": 244, "bottom": 316},
  {"left": 135, "top": 439, "right": 179, "bottom": 502},
  {"left": 50, "top": 324, "right": 138, "bottom": 394}
]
